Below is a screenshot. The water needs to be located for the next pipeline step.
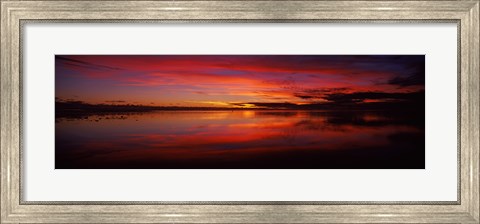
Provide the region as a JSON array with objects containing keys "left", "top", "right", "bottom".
[{"left": 55, "top": 110, "right": 425, "bottom": 169}]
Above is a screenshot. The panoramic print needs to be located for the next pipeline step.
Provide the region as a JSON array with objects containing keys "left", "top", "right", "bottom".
[{"left": 55, "top": 55, "right": 425, "bottom": 169}]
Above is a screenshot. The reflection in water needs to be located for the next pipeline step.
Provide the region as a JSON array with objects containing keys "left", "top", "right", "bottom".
[{"left": 55, "top": 110, "right": 425, "bottom": 169}]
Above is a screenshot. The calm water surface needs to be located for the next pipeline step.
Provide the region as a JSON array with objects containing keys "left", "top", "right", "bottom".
[{"left": 55, "top": 110, "right": 425, "bottom": 169}]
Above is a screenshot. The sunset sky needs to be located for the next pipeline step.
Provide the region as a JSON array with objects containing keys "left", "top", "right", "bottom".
[{"left": 55, "top": 55, "right": 425, "bottom": 108}]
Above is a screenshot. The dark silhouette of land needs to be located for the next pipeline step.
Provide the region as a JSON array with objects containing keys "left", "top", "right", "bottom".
[{"left": 56, "top": 90, "right": 425, "bottom": 120}]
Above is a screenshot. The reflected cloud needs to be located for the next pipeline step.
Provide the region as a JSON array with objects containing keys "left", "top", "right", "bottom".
[{"left": 56, "top": 110, "right": 424, "bottom": 169}]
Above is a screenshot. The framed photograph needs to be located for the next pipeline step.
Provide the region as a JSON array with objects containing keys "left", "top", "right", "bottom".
[{"left": 1, "top": 0, "right": 478, "bottom": 223}]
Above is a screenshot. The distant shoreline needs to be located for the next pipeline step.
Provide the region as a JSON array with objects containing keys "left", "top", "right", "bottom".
[
  {"left": 56, "top": 99, "right": 424, "bottom": 112},
  {"left": 55, "top": 100, "right": 425, "bottom": 121}
]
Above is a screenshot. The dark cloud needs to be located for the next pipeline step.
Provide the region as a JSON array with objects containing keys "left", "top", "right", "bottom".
[
  {"left": 324, "top": 91, "right": 424, "bottom": 103},
  {"left": 236, "top": 102, "right": 298, "bottom": 109},
  {"left": 387, "top": 59, "right": 425, "bottom": 87},
  {"left": 294, "top": 94, "right": 315, "bottom": 99},
  {"left": 388, "top": 74, "right": 424, "bottom": 87},
  {"left": 56, "top": 56, "right": 123, "bottom": 71},
  {"left": 293, "top": 88, "right": 349, "bottom": 100},
  {"left": 238, "top": 90, "right": 424, "bottom": 110},
  {"left": 105, "top": 100, "right": 126, "bottom": 103}
]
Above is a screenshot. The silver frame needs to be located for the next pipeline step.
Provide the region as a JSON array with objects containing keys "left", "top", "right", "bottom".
[{"left": 1, "top": 1, "right": 479, "bottom": 223}]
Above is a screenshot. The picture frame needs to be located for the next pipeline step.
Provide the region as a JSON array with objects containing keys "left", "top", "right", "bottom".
[{"left": 1, "top": 0, "right": 478, "bottom": 223}]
